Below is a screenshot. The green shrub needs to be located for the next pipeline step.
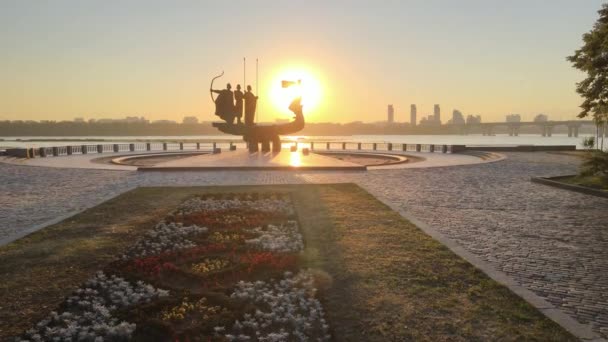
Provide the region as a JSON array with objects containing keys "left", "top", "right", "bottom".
[
  {"left": 582, "top": 136, "right": 595, "bottom": 150},
  {"left": 580, "top": 150, "right": 608, "bottom": 183}
]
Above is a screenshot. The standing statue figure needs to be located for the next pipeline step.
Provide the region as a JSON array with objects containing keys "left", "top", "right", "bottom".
[
  {"left": 244, "top": 85, "right": 258, "bottom": 126},
  {"left": 234, "top": 84, "right": 244, "bottom": 125},
  {"left": 211, "top": 83, "right": 235, "bottom": 124}
]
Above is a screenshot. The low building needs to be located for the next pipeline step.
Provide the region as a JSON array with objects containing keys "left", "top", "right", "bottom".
[
  {"left": 466, "top": 115, "right": 482, "bottom": 124},
  {"left": 152, "top": 120, "right": 177, "bottom": 124},
  {"left": 419, "top": 114, "right": 441, "bottom": 126},
  {"left": 506, "top": 114, "right": 521, "bottom": 123},
  {"left": 183, "top": 116, "right": 199, "bottom": 124}
]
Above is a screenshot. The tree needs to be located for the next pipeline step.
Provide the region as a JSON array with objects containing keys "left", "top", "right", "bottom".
[
  {"left": 568, "top": 4, "right": 608, "bottom": 122},
  {"left": 568, "top": 4, "right": 608, "bottom": 150}
]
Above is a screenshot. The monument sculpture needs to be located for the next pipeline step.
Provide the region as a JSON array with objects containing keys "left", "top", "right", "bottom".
[{"left": 210, "top": 71, "right": 304, "bottom": 152}]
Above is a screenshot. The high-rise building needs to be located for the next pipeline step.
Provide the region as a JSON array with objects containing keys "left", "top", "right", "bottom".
[
  {"left": 451, "top": 110, "right": 465, "bottom": 125},
  {"left": 434, "top": 104, "right": 441, "bottom": 124},
  {"left": 410, "top": 104, "right": 417, "bottom": 126},
  {"left": 387, "top": 105, "right": 394, "bottom": 123}
]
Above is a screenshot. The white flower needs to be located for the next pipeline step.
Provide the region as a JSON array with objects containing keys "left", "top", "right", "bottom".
[
  {"left": 245, "top": 221, "right": 304, "bottom": 252},
  {"left": 175, "top": 195, "right": 295, "bottom": 216},
  {"left": 122, "top": 221, "right": 207, "bottom": 259},
  {"left": 23, "top": 272, "right": 168, "bottom": 341},
  {"left": 227, "top": 271, "right": 330, "bottom": 341}
]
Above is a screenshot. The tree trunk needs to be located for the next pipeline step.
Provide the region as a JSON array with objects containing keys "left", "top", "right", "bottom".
[
  {"left": 597, "top": 123, "right": 600, "bottom": 150},
  {"left": 602, "top": 121, "right": 608, "bottom": 151}
]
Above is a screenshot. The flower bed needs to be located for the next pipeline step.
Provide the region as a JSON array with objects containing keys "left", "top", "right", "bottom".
[{"left": 20, "top": 193, "right": 329, "bottom": 341}]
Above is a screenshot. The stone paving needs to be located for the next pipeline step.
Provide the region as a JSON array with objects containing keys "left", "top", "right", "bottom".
[
  {"left": 1, "top": 152, "right": 607, "bottom": 337},
  {"left": 0, "top": 148, "right": 490, "bottom": 170}
]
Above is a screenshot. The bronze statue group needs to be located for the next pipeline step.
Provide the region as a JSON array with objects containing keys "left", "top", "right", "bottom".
[{"left": 211, "top": 83, "right": 258, "bottom": 125}]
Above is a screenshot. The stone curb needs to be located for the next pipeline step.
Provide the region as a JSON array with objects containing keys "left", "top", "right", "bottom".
[
  {"left": 531, "top": 176, "right": 608, "bottom": 199},
  {"left": 375, "top": 195, "right": 605, "bottom": 342},
  {"left": 368, "top": 151, "right": 506, "bottom": 170},
  {"left": 0, "top": 186, "right": 137, "bottom": 247},
  {"left": 314, "top": 151, "right": 410, "bottom": 166},
  {"left": 137, "top": 165, "right": 368, "bottom": 172},
  {"left": 110, "top": 151, "right": 211, "bottom": 166}
]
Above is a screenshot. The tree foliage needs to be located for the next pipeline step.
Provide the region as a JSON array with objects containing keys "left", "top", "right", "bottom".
[{"left": 568, "top": 4, "right": 608, "bottom": 121}]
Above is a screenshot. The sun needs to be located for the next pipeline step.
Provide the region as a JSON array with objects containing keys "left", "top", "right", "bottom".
[{"left": 269, "top": 68, "right": 322, "bottom": 115}]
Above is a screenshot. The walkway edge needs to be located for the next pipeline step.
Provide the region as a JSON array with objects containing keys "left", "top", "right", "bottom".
[
  {"left": 377, "top": 197, "right": 604, "bottom": 342},
  {"left": 531, "top": 175, "right": 608, "bottom": 199}
]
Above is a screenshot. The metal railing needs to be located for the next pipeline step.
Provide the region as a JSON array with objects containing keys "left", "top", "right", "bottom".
[
  {"left": 306, "top": 142, "right": 461, "bottom": 154},
  {"left": 4, "top": 141, "right": 465, "bottom": 159}
]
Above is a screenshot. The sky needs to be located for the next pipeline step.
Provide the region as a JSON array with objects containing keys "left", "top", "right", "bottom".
[{"left": 0, "top": 0, "right": 604, "bottom": 124}]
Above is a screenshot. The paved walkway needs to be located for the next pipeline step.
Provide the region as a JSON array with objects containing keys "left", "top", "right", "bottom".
[
  {"left": 0, "top": 149, "right": 492, "bottom": 170},
  {"left": 0, "top": 152, "right": 607, "bottom": 338},
  {"left": 139, "top": 149, "right": 364, "bottom": 171}
]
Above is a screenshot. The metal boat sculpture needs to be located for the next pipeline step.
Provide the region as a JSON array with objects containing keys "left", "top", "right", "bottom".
[
  {"left": 212, "top": 97, "right": 304, "bottom": 152},
  {"left": 210, "top": 71, "right": 305, "bottom": 152}
]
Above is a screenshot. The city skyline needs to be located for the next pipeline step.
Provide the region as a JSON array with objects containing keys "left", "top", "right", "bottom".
[
  {"left": 0, "top": 0, "right": 604, "bottom": 123},
  {"left": 11, "top": 105, "right": 581, "bottom": 125}
]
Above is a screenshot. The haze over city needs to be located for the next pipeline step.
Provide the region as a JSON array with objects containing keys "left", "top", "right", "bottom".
[{"left": 0, "top": 0, "right": 604, "bottom": 123}]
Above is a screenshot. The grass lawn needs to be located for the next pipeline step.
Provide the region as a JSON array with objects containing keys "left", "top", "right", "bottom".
[
  {"left": 0, "top": 184, "right": 576, "bottom": 341},
  {"left": 559, "top": 174, "right": 608, "bottom": 191}
]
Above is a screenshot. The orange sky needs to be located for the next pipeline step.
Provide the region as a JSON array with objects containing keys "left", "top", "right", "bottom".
[{"left": 0, "top": 1, "right": 603, "bottom": 123}]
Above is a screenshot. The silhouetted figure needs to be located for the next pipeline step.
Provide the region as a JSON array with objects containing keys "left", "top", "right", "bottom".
[
  {"left": 211, "top": 83, "right": 235, "bottom": 124},
  {"left": 234, "top": 84, "right": 244, "bottom": 124},
  {"left": 244, "top": 85, "right": 258, "bottom": 126}
]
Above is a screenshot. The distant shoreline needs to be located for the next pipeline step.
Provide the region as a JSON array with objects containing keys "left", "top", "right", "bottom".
[{"left": 0, "top": 121, "right": 598, "bottom": 138}]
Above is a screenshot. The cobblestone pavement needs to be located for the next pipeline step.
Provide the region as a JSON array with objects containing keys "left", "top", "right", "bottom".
[{"left": 1, "top": 152, "right": 607, "bottom": 337}]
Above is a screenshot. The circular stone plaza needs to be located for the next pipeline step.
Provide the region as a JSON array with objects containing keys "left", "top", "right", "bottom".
[{"left": 1, "top": 142, "right": 607, "bottom": 340}]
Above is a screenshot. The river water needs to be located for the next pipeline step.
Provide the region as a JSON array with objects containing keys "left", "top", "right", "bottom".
[{"left": 0, "top": 133, "right": 600, "bottom": 149}]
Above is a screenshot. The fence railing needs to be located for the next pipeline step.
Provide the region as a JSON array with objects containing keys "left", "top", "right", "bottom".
[
  {"left": 3, "top": 141, "right": 466, "bottom": 159},
  {"left": 304, "top": 142, "right": 463, "bottom": 154}
]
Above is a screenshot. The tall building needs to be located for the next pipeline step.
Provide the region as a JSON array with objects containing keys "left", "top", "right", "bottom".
[
  {"left": 410, "top": 104, "right": 417, "bottom": 126},
  {"left": 387, "top": 105, "right": 394, "bottom": 123},
  {"left": 450, "top": 110, "right": 465, "bottom": 125},
  {"left": 434, "top": 104, "right": 441, "bottom": 124}
]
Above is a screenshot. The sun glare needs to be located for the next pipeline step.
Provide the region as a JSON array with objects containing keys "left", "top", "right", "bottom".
[{"left": 269, "top": 69, "right": 322, "bottom": 115}]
